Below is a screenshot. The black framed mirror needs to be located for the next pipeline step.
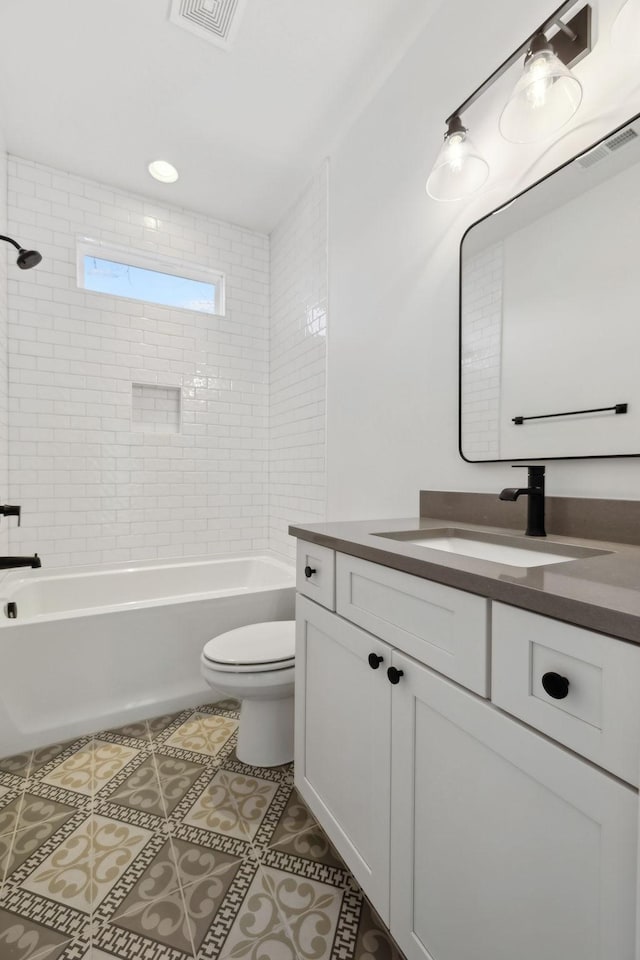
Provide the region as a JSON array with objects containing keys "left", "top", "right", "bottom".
[{"left": 459, "top": 110, "right": 640, "bottom": 463}]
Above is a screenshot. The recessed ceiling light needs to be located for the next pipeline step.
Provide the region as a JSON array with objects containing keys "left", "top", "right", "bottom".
[{"left": 148, "top": 160, "right": 179, "bottom": 183}]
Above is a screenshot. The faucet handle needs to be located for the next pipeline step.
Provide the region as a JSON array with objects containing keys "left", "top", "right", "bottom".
[{"left": 0, "top": 505, "right": 21, "bottom": 526}]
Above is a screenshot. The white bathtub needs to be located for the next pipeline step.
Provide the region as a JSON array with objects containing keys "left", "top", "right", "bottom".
[{"left": 0, "top": 554, "right": 295, "bottom": 757}]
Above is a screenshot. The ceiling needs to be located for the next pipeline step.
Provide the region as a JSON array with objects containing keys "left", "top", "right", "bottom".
[{"left": 0, "top": 0, "right": 440, "bottom": 233}]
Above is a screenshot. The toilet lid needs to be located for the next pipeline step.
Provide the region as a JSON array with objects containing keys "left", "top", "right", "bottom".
[{"left": 202, "top": 620, "right": 295, "bottom": 672}]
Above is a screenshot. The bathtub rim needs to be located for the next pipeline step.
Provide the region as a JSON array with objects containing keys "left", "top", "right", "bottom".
[{"left": 0, "top": 550, "right": 295, "bottom": 626}]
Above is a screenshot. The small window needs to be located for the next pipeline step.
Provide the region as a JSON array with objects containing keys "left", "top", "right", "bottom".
[{"left": 77, "top": 240, "right": 224, "bottom": 315}]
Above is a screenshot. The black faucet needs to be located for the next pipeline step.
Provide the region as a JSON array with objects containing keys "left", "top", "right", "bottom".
[
  {"left": 499, "top": 465, "right": 546, "bottom": 537},
  {"left": 0, "top": 503, "right": 41, "bottom": 567},
  {"left": 0, "top": 554, "right": 41, "bottom": 569}
]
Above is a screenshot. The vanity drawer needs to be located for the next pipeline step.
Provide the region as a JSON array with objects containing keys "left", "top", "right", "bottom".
[
  {"left": 492, "top": 602, "right": 640, "bottom": 786},
  {"left": 335, "top": 553, "right": 489, "bottom": 695},
  {"left": 296, "top": 541, "right": 335, "bottom": 610}
]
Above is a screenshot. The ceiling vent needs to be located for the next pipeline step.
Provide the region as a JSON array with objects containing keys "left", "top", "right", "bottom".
[
  {"left": 169, "top": 0, "right": 247, "bottom": 50},
  {"left": 578, "top": 127, "right": 638, "bottom": 169},
  {"left": 606, "top": 127, "right": 638, "bottom": 151},
  {"left": 578, "top": 145, "right": 610, "bottom": 168}
]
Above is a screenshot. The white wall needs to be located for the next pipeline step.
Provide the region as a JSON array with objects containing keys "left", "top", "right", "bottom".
[
  {"left": 327, "top": 0, "right": 640, "bottom": 518},
  {"left": 7, "top": 158, "right": 270, "bottom": 567},
  {"left": 0, "top": 137, "right": 8, "bottom": 553},
  {"left": 269, "top": 163, "right": 328, "bottom": 560}
]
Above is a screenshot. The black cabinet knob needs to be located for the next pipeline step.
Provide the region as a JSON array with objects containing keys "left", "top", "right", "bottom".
[
  {"left": 368, "top": 653, "right": 384, "bottom": 670},
  {"left": 387, "top": 666, "right": 404, "bottom": 685},
  {"left": 304, "top": 565, "right": 316, "bottom": 579},
  {"left": 541, "top": 671, "right": 570, "bottom": 700}
]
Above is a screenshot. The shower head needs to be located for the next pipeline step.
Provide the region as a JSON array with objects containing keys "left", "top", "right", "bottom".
[
  {"left": 16, "top": 248, "right": 42, "bottom": 270},
  {"left": 0, "top": 234, "right": 42, "bottom": 270}
]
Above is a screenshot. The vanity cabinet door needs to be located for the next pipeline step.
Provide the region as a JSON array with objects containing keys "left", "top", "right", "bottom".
[
  {"left": 389, "top": 650, "right": 638, "bottom": 960},
  {"left": 294, "top": 595, "right": 392, "bottom": 920}
]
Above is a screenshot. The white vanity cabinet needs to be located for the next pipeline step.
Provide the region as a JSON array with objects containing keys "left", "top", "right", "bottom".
[
  {"left": 293, "top": 540, "right": 639, "bottom": 960},
  {"left": 390, "top": 649, "right": 637, "bottom": 960}
]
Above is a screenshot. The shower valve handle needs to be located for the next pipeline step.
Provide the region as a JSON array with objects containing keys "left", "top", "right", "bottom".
[{"left": 0, "top": 505, "right": 21, "bottom": 526}]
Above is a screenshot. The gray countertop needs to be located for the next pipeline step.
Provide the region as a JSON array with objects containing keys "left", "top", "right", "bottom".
[{"left": 288, "top": 517, "right": 640, "bottom": 645}]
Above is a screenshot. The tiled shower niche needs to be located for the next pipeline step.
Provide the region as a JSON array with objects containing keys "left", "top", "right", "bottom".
[{"left": 132, "top": 383, "right": 181, "bottom": 435}]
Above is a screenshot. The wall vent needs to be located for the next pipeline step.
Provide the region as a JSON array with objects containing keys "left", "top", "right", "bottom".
[
  {"left": 169, "top": 0, "right": 247, "bottom": 50},
  {"left": 578, "top": 127, "right": 638, "bottom": 169}
]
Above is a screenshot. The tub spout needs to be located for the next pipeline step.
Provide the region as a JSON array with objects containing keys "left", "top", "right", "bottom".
[{"left": 0, "top": 554, "right": 41, "bottom": 569}]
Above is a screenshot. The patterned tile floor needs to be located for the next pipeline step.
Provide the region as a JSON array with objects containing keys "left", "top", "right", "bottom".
[{"left": 0, "top": 701, "right": 405, "bottom": 960}]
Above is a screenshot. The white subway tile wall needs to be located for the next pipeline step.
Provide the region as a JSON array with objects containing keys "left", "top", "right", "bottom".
[
  {"left": 132, "top": 384, "right": 181, "bottom": 435},
  {"left": 460, "top": 241, "right": 503, "bottom": 459},
  {"left": 7, "top": 156, "right": 270, "bottom": 567},
  {"left": 269, "top": 163, "right": 328, "bottom": 560},
  {"left": 0, "top": 148, "right": 8, "bottom": 553}
]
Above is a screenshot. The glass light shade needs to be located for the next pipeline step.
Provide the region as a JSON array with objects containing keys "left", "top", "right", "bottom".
[
  {"left": 499, "top": 48, "right": 583, "bottom": 143},
  {"left": 611, "top": 0, "right": 640, "bottom": 54},
  {"left": 426, "top": 128, "right": 490, "bottom": 202}
]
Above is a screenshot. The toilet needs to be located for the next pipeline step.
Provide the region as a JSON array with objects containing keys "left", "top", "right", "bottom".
[{"left": 200, "top": 620, "right": 295, "bottom": 767}]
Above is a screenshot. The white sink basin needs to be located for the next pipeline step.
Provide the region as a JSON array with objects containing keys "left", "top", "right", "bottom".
[
  {"left": 401, "top": 536, "right": 577, "bottom": 567},
  {"left": 374, "top": 528, "right": 609, "bottom": 569}
]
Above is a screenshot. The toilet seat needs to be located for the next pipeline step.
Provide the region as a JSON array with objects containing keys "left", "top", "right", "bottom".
[{"left": 202, "top": 620, "right": 295, "bottom": 673}]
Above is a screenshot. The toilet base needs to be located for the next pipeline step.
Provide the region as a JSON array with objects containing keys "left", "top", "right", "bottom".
[{"left": 236, "top": 694, "right": 294, "bottom": 767}]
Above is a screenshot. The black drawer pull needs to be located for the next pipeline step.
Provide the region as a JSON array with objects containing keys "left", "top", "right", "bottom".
[
  {"left": 304, "top": 565, "right": 316, "bottom": 579},
  {"left": 387, "top": 666, "right": 404, "bottom": 685},
  {"left": 368, "top": 653, "right": 384, "bottom": 670},
  {"left": 541, "top": 671, "right": 570, "bottom": 700},
  {"left": 5, "top": 601, "right": 17, "bottom": 619}
]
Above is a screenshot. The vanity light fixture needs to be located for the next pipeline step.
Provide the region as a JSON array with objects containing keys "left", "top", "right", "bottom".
[
  {"left": 426, "top": 116, "right": 489, "bottom": 201},
  {"left": 426, "top": 1, "right": 592, "bottom": 201},
  {"left": 499, "top": 33, "right": 583, "bottom": 143},
  {"left": 148, "top": 160, "right": 179, "bottom": 183}
]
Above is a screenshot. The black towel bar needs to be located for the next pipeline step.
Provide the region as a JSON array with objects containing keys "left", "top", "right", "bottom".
[{"left": 513, "top": 403, "right": 628, "bottom": 425}]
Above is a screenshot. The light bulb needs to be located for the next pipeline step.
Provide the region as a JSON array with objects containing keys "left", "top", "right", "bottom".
[
  {"left": 446, "top": 133, "right": 466, "bottom": 172},
  {"left": 525, "top": 52, "right": 555, "bottom": 109},
  {"left": 426, "top": 117, "right": 489, "bottom": 202},
  {"left": 500, "top": 36, "right": 582, "bottom": 143}
]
